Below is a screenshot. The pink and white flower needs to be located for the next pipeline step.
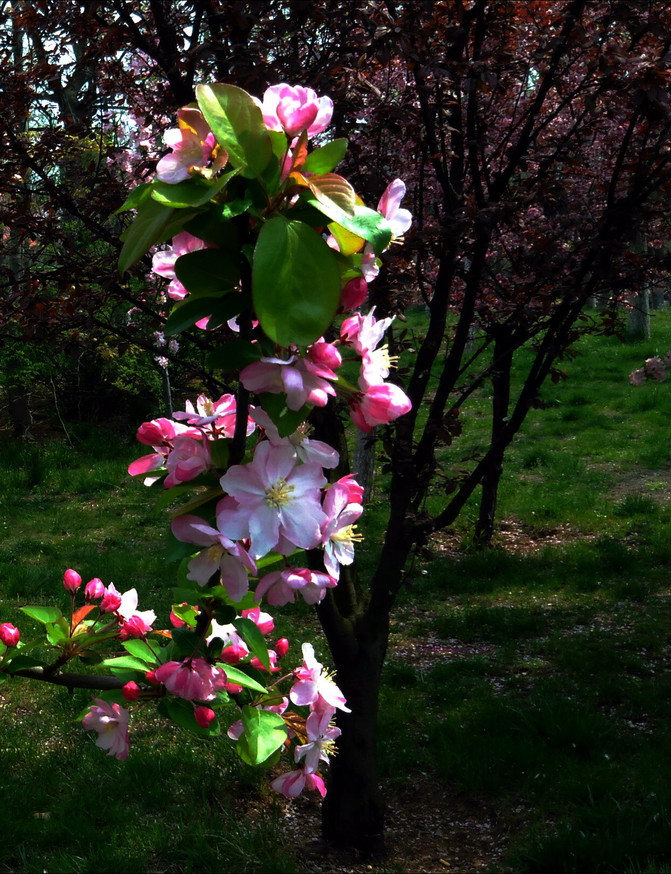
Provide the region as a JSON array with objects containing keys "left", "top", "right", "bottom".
[
  {"left": 270, "top": 767, "right": 326, "bottom": 798},
  {"left": 240, "top": 355, "right": 338, "bottom": 411},
  {"left": 218, "top": 441, "right": 328, "bottom": 559},
  {"left": 348, "top": 383, "right": 412, "bottom": 433},
  {"left": 82, "top": 698, "right": 130, "bottom": 761},
  {"left": 155, "top": 107, "right": 226, "bottom": 184},
  {"left": 290, "top": 642, "right": 350, "bottom": 712},
  {"left": 260, "top": 84, "right": 333, "bottom": 140},
  {"left": 164, "top": 435, "right": 212, "bottom": 488},
  {"left": 321, "top": 480, "right": 364, "bottom": 579},
  {"left": 153, "top": 658, "right": 227, "bottom": 701},
  {"left": 152, "top": 232, "right": 209, "bottom": 301},
  {"left": 254, "top": 567, "right": 337, "bottom": 606},
  {"left": 171, "top": 513, "right": 257, "bottom": 600},
  {"left": 251, "top": 408, "right": 339, "bottom": 469}
]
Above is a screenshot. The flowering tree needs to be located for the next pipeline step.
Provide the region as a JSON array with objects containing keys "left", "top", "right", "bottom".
[
  {"left": 1, "top": 79, "right": 412, "bottom": 849},
  {"left": 3, "top": 0, "right": 671, "bottom": 858}
]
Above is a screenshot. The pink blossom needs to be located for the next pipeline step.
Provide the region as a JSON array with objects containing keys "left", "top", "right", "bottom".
[
  {"left": 84, "top": 578, "right": 105, "bottom": 601},
  {"left": 645, "top": 356, "right": 668, "bottom": 382},
  {"left": 218, "top": 441, "right": 328, "bottom": 559},
  {"left": 295, "top": 707, "right": 341, "bottom": 773},
  {"left": 335, "top": 473, "right": 365, "bottom": 505},
  {"left": 194, "top": 706, "right": 216, "bottom": 728},
  {"left": 321, "top": 481, "right": 364, "bottom": 579},
  {"left": 164, "top": 435, "right": 211, "bottom": 488},
  {"left": 271, "top": 767, "right": 326, "bottom": 798},
  {"left": 339, "top": 277, "right": 368, "bottom": 312},
  {"left": 155, "top": 107, "right": 226, "bottom": 183},
  {"left": 276, "top": 637, "right": 290, "bottom": 658},
  {"left": 377, "top": 178, "right": 413, "bottom": 239},
  {"left": 82, "top": 698, "right": 130, "bottom": 761},
  {"left": 240, "top": 355, "right": 338, "bottom": 411},
  {"left": 100, "top": 583, "right": 123, "bottom": 614},
  {"left": 173, "top": 393, "right": 254, "bottom": 436},
  {"left": 117, "top": 588, "right": 156, "bottom": 630},
  {"left": 340, "top": 307, "right": 394, "bottom": 357},
  {"left": 306, "top": 339, "right": 342, "bottom": 371},
  {"left": 255, "top": 567, "right": 336, "bottom": 606},
  {"left": 63, "top": 568, "right": 82, "bottom": 594},
  {"left": 241, "top": 605, "right": 274, "bottom": 635},
  {"left": 349, "top": 383, "right": 412, "bottom": 432},
  {"left": 153, "top": 658, "right": 227, "bottom": 701},
  {"left": 171, "top": 513, "right": 257, "bottom": 600},
  {"left": 122, "top": 681, "right": 140, "bottom": 702},
  {"left": 250, "top": 649, "right": 280, "bottom": 672},
  {"left": 152, "top": 232, "right": 209, "bottom": 300},
  {"left": 261, "top": 84, "right": 333, "bottom": 139},
  {"left": 629, "top": 368, "right": 646, "bottom": 386},
  {"left": 0, "top": 623, "right": 20, "bottom": 647},
  {"left": 250, "top": 408, "right": 339, "bottom": 469},
  {"left": 290, "top": 643, "right": 350, "bottom": 712}
]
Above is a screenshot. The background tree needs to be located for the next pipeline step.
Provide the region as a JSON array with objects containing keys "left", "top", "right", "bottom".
[{"left": 1, "top": 0, "right": 671, "bottom": 856}]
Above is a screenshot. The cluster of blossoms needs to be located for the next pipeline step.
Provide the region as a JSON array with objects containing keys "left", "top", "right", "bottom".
[
  {"left": 629, "top": 352, "right": 671, "bottom": 386},
  {"left": 3, "top": 81, "right": 413, "bottom": 801}
]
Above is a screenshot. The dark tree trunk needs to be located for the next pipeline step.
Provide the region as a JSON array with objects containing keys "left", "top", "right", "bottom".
[
  {"left": 319, "top": 610, "right": 389, "bottom": 857},
  {"left": 474, "top": 329, "right": 514, "bottom": 545}
]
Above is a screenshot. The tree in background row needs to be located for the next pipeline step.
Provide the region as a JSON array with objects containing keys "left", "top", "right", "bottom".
[{"left": 1, "top": 0, "right": 671, "bottom": 854}]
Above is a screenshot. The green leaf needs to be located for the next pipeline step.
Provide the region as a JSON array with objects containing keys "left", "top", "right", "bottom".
[
  {"left": 164, "top": 697, "right": 221, "bottom": 736},
  {"left": 185, "top": 211, "right": 240, "bottom": 249},
  {"left": 233, "top": 617, "right": 270, "bottom": 672},
  {"left": 101, "top": 655, "right": 153, "bottom": 672},
  {"left": 222, "top": 665, "right": 267, "bottom": 694},
  {"left": 163, "top": 295, "right": 227, "bottom": 335},
  {"left": 45, "top": 619, "right": 69, "bottom": 646},
  {"left": 236, "top": 705, "right": 287, "bottom": 765},
  {"left": 174, "top": 248, "right": 241, "bottom": 295},
  {"left": 303, "top": 139, "right": 348, "bottom": 174},
  {"left": 304, "top": 172, "right": 356, "bottom": 217},
  {"left": 4, "top": 654, "right": 44, "bottom": 671},
  {"left": 252, "top": 216, "right": 340, "bottom": 347},
  {"left": 196, "top": 84, "right": 274, "bottom": 180},
  {"left": 122, "top": 639, "right": 159, "bottom": 667},
  {"left": 119, "top": 199, "right": 175, "bottom": 273},
  {"left": 151, "top": 169, "right": 238, "bottom": 208},
  {"left": 20, "top": 606, "right": 63, "bottom": 625},
  {"left": 114, "top": 181, "right": 153, "bottom": 214},
  {"left": 170, "top": 602, "right": 199, "bottom": 627},
  {"left": 171, "top": 626, "right": 205, "bottom": 659},
  {"left": 207, "top": 340, "right": 261, "bottom": 372},
  {"left": 258, "top": 392, "right": 310, "bottom": 437}
]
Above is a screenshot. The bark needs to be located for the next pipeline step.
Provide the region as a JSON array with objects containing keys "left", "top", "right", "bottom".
[{"left": 318, "top": 608, "right": 389, "bottom": 857}]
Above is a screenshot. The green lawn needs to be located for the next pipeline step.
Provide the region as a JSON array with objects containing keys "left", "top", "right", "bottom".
[{"left": 2, "top": 308, "right": 671, "bottom": 872}]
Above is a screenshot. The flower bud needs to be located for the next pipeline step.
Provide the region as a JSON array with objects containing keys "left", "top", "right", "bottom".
[
  {"left": 194, "top": 706, "right": 216, "bottom": 729},
  {"left": 0, "top": 623, "right": 20, "bottom": 647},
  {"left": 275, "top": 638, "right": 290, "bottom": 658},
  {"left": 122, "top": 681, "right": 140, "bottom": 701},
  {"left": 84, "top": 578, "right": 105, "bottom": 601},
  {"left": 63, "top": 568, "right": 82, "bottom": 594}
]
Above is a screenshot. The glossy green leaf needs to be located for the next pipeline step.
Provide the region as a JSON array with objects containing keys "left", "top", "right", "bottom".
[
  {"left": 233, "top": 617, "right": 270, "bottom": 672},
  {"left": 207, "top": 339, "right": 261, "bottom": 372},
  {"left": 163, "top": 295, "right": 226, "bottom": 335},
  {"left": 151, "top": 169, "right": 236, "bottom": 208},
  {"left": 20, "top": 605, "right": 63, "bottom": 625},
  {"left": 119, "top": 199, "right": 175, "bottom": 273},
  {"left": 237, "top": 705, "right": 287, "bottom": 765},
  {"left": 114, "top": 181, "right": 153, "bottom": 214},
  {"left": 101, "top": 655, "right": 153, "bottom": 672},
  {"left": 196, "top": 84, "right": 274, "bottom": 180},
  {"left": 164, "top": 697, "right": 221, "bottom": 736},
  {"left": 303, "top": 138, "right": 348, "bottom": 174},
  {"left": 174, "top": 248, "right": 240, "bottom": 295},
  {"left": 252, "top": 216, "right": 340, "bottom": 347},
  {"left": 258, "top": 392, "right": 310, "bottom": 437},
  {"left": 222, "top": 665, "right": 267, "bottom": 694},
  {"left": 122, "top": 639, "right": 159, "bottom": 666}
]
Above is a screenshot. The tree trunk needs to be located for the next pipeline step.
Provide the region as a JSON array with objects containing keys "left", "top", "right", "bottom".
[
  {"left": 319, "top": 611, "right": 388, "bottom": 857},
  {"left": 352, "top": 427, "right": 377, "bottom": 505},
  {"left": 474, "top": 329, "right": 513, "bottom": 545},
  {"left": 627, "top": 287, "right": 651, "bottom": 340}
]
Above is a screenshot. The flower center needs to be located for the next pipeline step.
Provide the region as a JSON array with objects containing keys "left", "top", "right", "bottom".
[
  {"left": 332, "top": 524, "right": 363, "bottom": 544},
  {"left": 265, "top": 477, "right": 295, "bottom": 508}
]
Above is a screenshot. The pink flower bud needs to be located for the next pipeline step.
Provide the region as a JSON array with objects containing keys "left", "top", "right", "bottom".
[
  {"left": 224, "top": 680, "right": 243, "bottom": 695},
  {"left": 63, "top": 568, "right": 82, "bottom": 594},
  {"left": 84, "top": 578, "right": 105, "bottom": 601},
  {"left": 0, "top": 623, "right": 20, "bottom": 647},
  {"left": 275, "top": 638, "right": 290, "bottom": 658},
  {"left": 146, "top": 669, "right": 160, "bottom": 685},
  {"left": 220, "top": 644, "right": 247, "bottom": 665},
  {"left": 100, "top": 584, "right": 122, "bottom": 614},
  {"left": 339, "top": 277, "right": 368, "bottom": 312},
  {"left": 122, "top": 681, "right": 140, "bottom": 701},
  {"left": 194, "top": 706, "right": 216, "bottom": 729}
]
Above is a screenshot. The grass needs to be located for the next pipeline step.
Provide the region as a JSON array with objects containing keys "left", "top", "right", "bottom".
[{"left": 3, "top": 308, "right": 671, "bottom": 870}]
